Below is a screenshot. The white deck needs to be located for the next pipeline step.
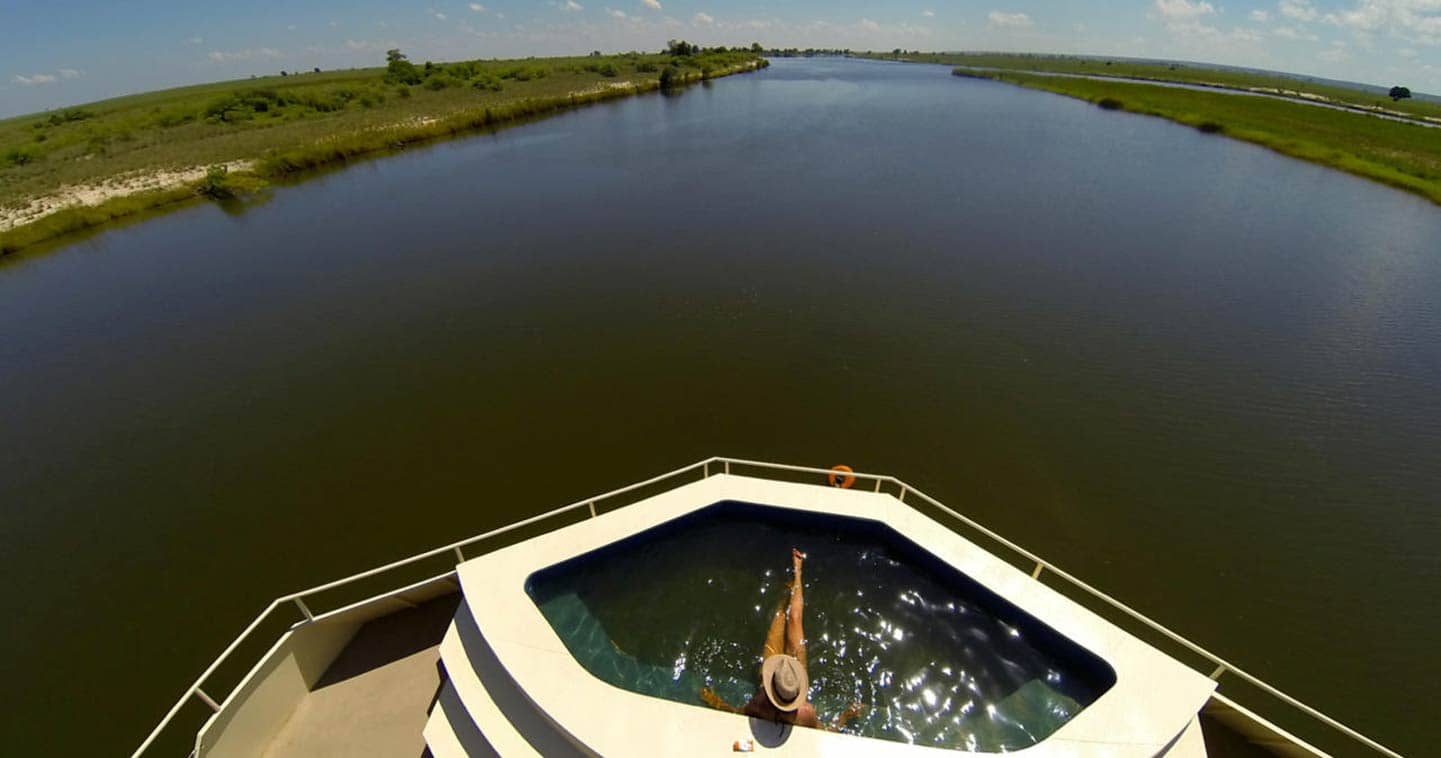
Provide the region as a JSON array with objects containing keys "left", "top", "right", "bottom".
[{"left": 443, "top": 473, "right": 1217, "bottom": 756}]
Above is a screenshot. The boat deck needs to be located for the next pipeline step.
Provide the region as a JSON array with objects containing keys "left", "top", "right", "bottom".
[
  {"left": 260, "top": 594, "right": 459, "bottom": 758},
  {"left": 245, "top": 583, "right": 1273, "bottom": 758},
  {"left": 163, "top": 461, "right": 1378, "bottom": 758}
]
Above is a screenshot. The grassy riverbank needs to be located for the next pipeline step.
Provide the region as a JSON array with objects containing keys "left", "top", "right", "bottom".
[
  {"left": 944, "top": 68, "right": 1441, "bottom": 207},
  {"left": 0, "top": 47, "right": 766, "bottom": 254},
  {"left": 870, "top": 52, "right": 1441, "bottom": 124}
]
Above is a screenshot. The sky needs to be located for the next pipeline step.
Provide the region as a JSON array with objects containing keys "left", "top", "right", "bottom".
[{"left": 2, "top": 0, "right": 1438, "bottom": 117}]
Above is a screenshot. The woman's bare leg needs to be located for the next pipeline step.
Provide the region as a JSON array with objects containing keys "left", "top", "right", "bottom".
[
  {"left": 786, "top": 548, "right": 807, "bottom": 668},
  {"left": 762, "top": 595, "right": 787, "bottom": 662}
]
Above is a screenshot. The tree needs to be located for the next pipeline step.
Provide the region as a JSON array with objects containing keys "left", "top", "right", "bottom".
[
  {"left": 751, "top": 42, "right": 763, "bottom": 53},
  {"left": 1389, "top": 86, "right": 1412, "bottom": 101},
  {"left": 667, "top": 39, "right": 695, "bottom": 56},
  {"left": 385, "top": 49, "right": 422, "bottom": 84}
]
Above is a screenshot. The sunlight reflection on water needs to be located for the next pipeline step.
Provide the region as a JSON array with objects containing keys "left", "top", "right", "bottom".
[{"left": 527, "top": 503, "right": 1112, "bottom": 751}]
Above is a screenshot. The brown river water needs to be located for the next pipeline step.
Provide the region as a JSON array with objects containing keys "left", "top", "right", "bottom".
[{"left": 1, "top": 58, "right": 1437, "bottom": 755}]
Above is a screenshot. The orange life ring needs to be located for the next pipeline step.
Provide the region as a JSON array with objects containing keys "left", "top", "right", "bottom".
[{"left": 828, "top": 464, "right": 856, "bottom": 489}]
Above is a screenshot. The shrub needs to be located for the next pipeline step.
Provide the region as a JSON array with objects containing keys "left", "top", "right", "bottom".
[
  {"left": 1197, "top": 121, "right": 1225, "bottom": 134},
  {"left": 46, "top": 109, "right": 94, "bottom": 126},
  {"left": 3, "top": 146, "right": 38, "bottom": 167},
  {"left": 1097, "top": 97, "right": 1124, "bottom": 110},
  {"left": 472, "top": 75, "right": 504, "bottom": 92},
  {"left": 635, "top": 61, "right": 658, "bottom": 73},
  {"left": 386, "top": 49, "right": 423, "bottom": 85},
  {"left": 659, "top": 66, "right": 682, "bottom": 88},
  {"left": 597, "top": 63, "right": 619, "bottom": 77},
  {"left": 155, "top": 109, "right": 196, "bottom": 128},
  {"left": 195, "top": 165, "right": 234, "bottom": 199}
]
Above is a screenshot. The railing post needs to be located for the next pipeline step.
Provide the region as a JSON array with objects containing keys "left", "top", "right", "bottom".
[
  {"left": 724, "top": 460, "right": 730, "bottom": 475},
  {"left": 194, "top": 688, "right": 222, "bottom": 713},
  {"left": 1210, "top": 664, "right": 1227, "bottom": 681},
  {"left": 703, "top": 462, "right": 710, "bottom": 478},
  {"left": 1031, "top": 562, "right": 1045, "bottom": 579},
  {"left": 293, "top": 597, "right": 314, "bottom": 622},
  {"left": 588, "top": 501, "right": 597, "bottom": 518},
  {"left": 453, "top": 546, "right": 465, "bottom": 563},
  {"left": 897, "top": 485, "right": 907, "bottom": 503},
  {"left": 874, "top": 478, "right": 882, "bottom": 492}
]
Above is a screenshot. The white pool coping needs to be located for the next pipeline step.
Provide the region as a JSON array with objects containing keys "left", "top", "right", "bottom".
[{"left": 454, "top": 474, "right": 1216, "bottom": 756}]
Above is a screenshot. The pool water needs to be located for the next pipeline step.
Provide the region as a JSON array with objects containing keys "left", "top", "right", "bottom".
[{"left": 525, "top": 502, "right": 1115, "bottom": 751}]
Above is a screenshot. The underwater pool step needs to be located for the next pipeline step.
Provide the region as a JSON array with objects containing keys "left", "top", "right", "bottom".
[{"left": 437, "top": 598, "right": 590, "bottom": 757}]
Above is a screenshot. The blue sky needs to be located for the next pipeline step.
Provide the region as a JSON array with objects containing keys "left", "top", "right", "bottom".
[{"left": 2, "top": 0, "right": 1438, "bottom": 117}]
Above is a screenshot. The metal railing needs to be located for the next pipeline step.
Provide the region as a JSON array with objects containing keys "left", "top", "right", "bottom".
[{"left": 133, "top": 456, "right": 1402, "bottom": 758}]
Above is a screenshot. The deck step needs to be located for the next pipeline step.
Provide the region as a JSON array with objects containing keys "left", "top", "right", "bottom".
[
  {"left": 431, "top": 598, "right": 589, "bottom": 757},
  {"left": 1164, "top": 716, "right": 1209, "bottom": 757},
  {"left": 424, "top": 679, "right": 497, "bottom": 758}
]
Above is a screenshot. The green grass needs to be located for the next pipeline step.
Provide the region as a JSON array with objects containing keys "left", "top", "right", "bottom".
[
  {"left": 866, "top": 51, "right": 1441, "bottom": 123},
  {"left": 0, "top": 48, "right": 766, "bottom": 254},
  {"left": 950, "top": 69, "right": 1441, "bottom": 206}
]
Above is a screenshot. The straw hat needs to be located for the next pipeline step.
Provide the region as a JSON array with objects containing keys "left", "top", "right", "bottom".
[{"left": 761, "top": 655, "right": 808, "bottom": 712}]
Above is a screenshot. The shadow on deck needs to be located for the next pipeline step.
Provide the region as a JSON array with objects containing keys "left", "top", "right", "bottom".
[{"left": 261, "top": 593, "right": 460, "bottom": 758}]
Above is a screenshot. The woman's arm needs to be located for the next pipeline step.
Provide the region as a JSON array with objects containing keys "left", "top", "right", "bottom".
[
  {"left": 700, "top": 687, "right": 743, "bottom": 714},
  {"left": 827, "top": 702, "right": 867, "bottom": 732}
]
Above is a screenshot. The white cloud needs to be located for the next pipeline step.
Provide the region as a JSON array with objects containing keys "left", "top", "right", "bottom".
[
  {"left": 1151, "top": 0, "right": 1269, "bottom": 54},
  {"left": 922, "top": 9, "right": 935, "bottom": 17},
  {"left": 1280, "top": 0, "right": 1320, "bottom": 22},
  {"left": 858, "top": 18, "right": 881, "bottom": 32},
  {"left": 987, "top": 11, "right": 1033, "bottom": 29},
  {"left": 469, "top": 2, "right": 486, "bottom": 11},
  {"left": 642, "top": 0, "right": 662, "bottom": 8},
  {"left": 694, "top": 11, "right": 715, "bottom": 25},
  {"left": 207, "top": 48, "right": 284, "bottom": 62},
  {"left": 1154, "top": 0, "right": 1216, "bottom": 21},
  {"left": 11, "top": 73, "right": 58, "bottom": 86},
  {"left": 185, "top": 36, "right": 205, "bottom": 46},
  {"left": 1273, "top": 25, "right": 1320, "bottom": 39},
  {"left": 1319, "top": 40, "right": 1351, "bottom": 61},
  {"left": 1324, "top": 0, "right": 1441, "bottom": 46},
  {"left": 430, "top": 9, "right": 448, "bottom": 21},
  {"left": 1399, "top": 46, "right": 1419, "bottom": 56},
  {"left": 606, "top": 7, "right": 627, "bottom": 18},
  {"left": 565, "top": 0, "right": 584, "bottom": 11},
  {"left": 58, "top": 68, "right": 81, "bottom": 79},
  {"left": 1250, "top": 9, "right": 1271, "bottom": 22}
]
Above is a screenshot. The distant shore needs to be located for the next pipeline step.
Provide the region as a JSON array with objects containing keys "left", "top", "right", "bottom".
[
  {"left": 950, "top": 68, "right": 1441, "bottom": 207},
  {"left": 845, "top": 52, "right": 1439, "bottom": 208},
  {"left": 0, "top": 49, "right": 767, "bottom": 256}
]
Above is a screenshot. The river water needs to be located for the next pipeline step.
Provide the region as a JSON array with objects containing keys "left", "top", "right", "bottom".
[{"left": 2, "top": 58, "right": 1436, "bottom": 755}]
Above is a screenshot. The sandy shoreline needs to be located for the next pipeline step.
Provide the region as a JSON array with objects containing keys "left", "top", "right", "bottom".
[
  {"left": 0, "top": 160, "right": 253, "bottom": 233},
  {"left": 0, "top": 84, "right": 645, "bottom": 235}
]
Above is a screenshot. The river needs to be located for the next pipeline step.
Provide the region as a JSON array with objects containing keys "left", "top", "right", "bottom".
[{"left": 1, "top": 57, "right": 1436, "bottom": 756}]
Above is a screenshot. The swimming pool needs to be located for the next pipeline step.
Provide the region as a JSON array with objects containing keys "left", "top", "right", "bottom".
[{"left": 525, "top": 501, "right": 1116, "bottom": 751}]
